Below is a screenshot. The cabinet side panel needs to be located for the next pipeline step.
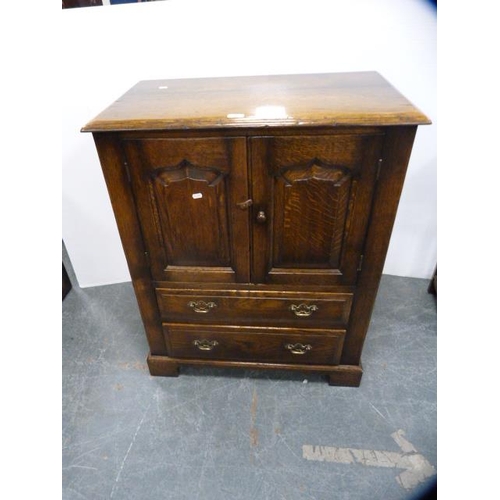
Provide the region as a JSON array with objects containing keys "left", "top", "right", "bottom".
[
  {"left": 92, "top": 133, "right": 167, "bottom": 355},
  {"left": 341, "top": 126, "right": 417, "bottom": 365}
]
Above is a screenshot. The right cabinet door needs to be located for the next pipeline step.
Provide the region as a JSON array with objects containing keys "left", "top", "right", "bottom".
[{"left": 250, "top": 133, "right": 385, "bottom": 286}]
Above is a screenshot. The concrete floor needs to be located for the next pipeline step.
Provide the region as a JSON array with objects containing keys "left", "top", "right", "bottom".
[{"left": 62, "top": 251, "right": 436, "bottom": 500}]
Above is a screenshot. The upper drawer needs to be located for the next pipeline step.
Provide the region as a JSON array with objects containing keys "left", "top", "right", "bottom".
[{"left": 156, "top": 288, "right": 353, "bottom": 327}]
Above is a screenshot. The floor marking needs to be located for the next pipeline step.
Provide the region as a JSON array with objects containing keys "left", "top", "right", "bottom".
[
  {"left": 250, "top": 389, "right": 258, "bottom": 448},
  {"left": 302, "top": 429, "right": 435, "bottom": 490},
  {"left": 109, "top": 400, "right": 151, "bottom": 498}
]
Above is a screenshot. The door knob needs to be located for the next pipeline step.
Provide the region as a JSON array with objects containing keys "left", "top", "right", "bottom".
[{"left": 256, "top": 210, "right": 267, "bottom": 224}]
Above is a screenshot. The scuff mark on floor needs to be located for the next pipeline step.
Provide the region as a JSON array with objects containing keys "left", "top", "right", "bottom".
[{"left": 250, "top": 389, "right": 258, "bottom": 448}]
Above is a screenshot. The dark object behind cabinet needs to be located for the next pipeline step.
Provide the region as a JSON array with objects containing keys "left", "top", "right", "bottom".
[
  {"left": 62, "top": 0, "right": 102, "bottom": 8},
  {"left": 428, "top": 266, "right": 437, "bottom": 295},
  {"left": 82, "top": 72, "right": 430, "bottom": 386}
]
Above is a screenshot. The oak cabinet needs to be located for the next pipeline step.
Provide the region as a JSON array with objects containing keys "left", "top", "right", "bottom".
[{"left": 83, "top": 72, "right": 429, "bottom": 386}]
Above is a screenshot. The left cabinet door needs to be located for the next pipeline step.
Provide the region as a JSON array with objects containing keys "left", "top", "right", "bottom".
[{"left": 121, "top": 137, "right": 250, "bottom": 283}]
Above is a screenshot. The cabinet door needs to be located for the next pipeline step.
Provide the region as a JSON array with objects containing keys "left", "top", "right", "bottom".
[
  {"left": 251, "top": 134, "right": 384, "bottom": 286},
  {"left": 122, "top": 137, "right": 249, "bottom": 283}
]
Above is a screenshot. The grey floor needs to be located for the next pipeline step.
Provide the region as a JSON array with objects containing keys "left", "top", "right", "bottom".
[{"left": 62, "top": 251, "right": 436, "bottom": 500}]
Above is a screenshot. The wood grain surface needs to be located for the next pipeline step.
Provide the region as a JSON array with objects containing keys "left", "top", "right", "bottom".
[
  {"left": 165, "top": 323, "right": 346, "bottom": 366},
  {"left": 82, "top": 72, "right": 430, "bottom": 132}
]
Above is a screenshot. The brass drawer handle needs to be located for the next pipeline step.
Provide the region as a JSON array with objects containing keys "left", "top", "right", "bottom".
[
  {"left": 193, "top": 339, "right": 219, "bottom": 351},
  {"left": 188, "top": 300, "right": 217, "bottom": 313},
  {"left": 290, "top": 304, "right": 318, "bottom": 317},
  {"left": 285, "top": 343, "right": 312, "bottom": 355}
]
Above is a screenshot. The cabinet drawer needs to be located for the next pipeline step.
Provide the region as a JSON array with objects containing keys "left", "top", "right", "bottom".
[
  {"left": 156, "top": 289, "right": 353, "bottom": 326},
  {"left": 164, "top": 323, "right": 345, "bottom": 365}
]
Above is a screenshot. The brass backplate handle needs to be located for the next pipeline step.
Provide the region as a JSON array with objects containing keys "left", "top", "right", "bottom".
[
  {"left": 193, "top": 339, "right": 219, "bottom": 351},
  {"left": 285, "top": 343, "right": 312, "bottom": 355},
  {"left": 188, "top": 300, "right": 217, "bottom": 313},
  {"left": 290, "top": 304, "right": 318, "bottom": 317}
]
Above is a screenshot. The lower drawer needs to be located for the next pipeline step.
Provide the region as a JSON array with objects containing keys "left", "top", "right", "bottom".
[{"left": 164, "top": 323, "right": 346, "bottom": 366}]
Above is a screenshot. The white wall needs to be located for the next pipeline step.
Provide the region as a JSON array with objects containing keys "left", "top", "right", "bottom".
[{"left": 62, "top": 0, "right": 436, "bottom": 287}]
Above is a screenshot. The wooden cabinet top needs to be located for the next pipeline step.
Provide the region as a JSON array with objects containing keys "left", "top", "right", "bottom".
[{"left": 82, "top": 72, "right": 430, "bottom": 132}]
